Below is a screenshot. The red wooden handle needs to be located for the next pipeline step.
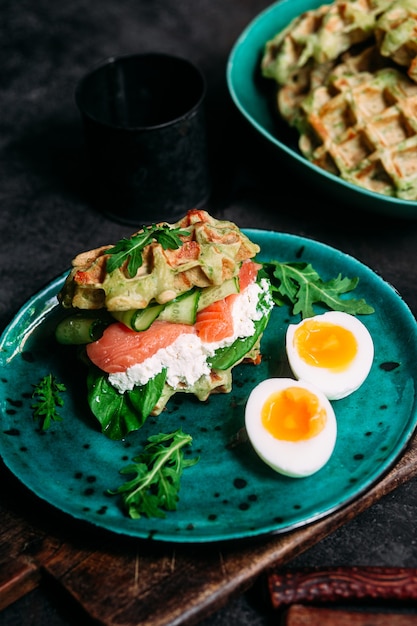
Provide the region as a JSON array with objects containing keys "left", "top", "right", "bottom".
[{"left": 267, "top": 567, "right": 417, "bottom": 608}]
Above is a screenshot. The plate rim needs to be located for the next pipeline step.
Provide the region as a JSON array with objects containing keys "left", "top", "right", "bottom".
[
  {"left": 1, "top": 229, "right": 417, "bottom": 543},
  {"left": 226, "top": 0, "right": 417, "bottom": 216}
]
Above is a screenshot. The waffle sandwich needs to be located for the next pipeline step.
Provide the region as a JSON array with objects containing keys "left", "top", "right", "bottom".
[
  {"left": 56, "top": 210, "right": 274, "bottom": 434},
  {"left": 261, "top": 0, "right": 417, "bottom": 200}
]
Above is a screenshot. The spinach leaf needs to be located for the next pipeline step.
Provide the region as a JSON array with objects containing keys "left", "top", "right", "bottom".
[
  {"left": 86, "top": 366, "right": 167, "bottom": 440},
  {"left": 209, "top": 284, "right": 273, "bottom": 370}
]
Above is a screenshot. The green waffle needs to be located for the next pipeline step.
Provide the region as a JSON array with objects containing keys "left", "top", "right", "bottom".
[{"left": 261, "top": 0, "right": 417, "bottom": 199}]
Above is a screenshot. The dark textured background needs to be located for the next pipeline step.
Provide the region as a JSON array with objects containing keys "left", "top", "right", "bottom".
[{"left": 2, "top": 0, "right": 417, "bottom": 624}]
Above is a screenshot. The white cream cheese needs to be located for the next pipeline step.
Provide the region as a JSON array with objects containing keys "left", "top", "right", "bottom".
[
  {"left": 108, "top": 278, "right": 273, "bottom": 393},
  {"left": 109, "top": 334, "right": 210, "bottom": 392}
]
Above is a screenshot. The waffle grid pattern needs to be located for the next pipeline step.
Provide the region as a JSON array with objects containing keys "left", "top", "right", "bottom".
[{"left": 262, "top": 0, "right": 417, "bottom": 200}]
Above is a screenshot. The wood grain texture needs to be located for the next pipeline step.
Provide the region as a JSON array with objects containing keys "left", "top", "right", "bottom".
[
  {"left": 0, "top": 556, "right": 40, "bottom": 611},
  {"left": 1, "top": 432, "right": 417, "bottom": 626},
  {"left": 284, "top": 605, "right": 417, "bottom": 626}
]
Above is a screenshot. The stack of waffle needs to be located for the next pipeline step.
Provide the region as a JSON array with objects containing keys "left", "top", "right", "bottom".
[{"left": 261, "top": 0, "right": 417, "bottom": 200}]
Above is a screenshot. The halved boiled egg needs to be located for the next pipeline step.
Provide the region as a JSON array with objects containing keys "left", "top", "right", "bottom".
[
  {"left": 286, "top": 311, "right": 374, "bottom": 401},
  {"left": 245, "top": 378, "right": 337, "bottom": 477}
]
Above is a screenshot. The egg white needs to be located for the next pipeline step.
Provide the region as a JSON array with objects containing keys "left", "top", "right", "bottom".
[
  {"left": 245, "top": 378, "right": 337, "bottom": 478},
  {"left": 286, "top": 311, "right": 374, "bottom": 401}
]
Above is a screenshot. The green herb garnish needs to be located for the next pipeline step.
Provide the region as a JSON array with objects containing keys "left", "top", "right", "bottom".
[
  {"left": 31, "top": 373, "right": 66, "bottom": 430},
  {"left": 86, "top": 366, "right": 167, "bottom": 440},
  {"left": 106, "top": 224, "right": 190, "bottom": 278},
  {"left": 262, "top": 261, "right": 374, "bottom": 318},
  {"left": 108, "top": 429, "right": 199, "bottom": 519}
]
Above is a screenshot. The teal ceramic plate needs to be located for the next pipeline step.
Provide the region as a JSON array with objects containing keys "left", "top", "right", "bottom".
[
  {"left": 227, "top": 0, "right": 417, "bottom": 218},
  {"left": 1, "top": 231, "right": 417, "bottom": 543}
]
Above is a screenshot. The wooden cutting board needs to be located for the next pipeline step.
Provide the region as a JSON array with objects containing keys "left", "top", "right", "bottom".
[{"left": 2, "top": 431, "right": 417, "bottom": 626}]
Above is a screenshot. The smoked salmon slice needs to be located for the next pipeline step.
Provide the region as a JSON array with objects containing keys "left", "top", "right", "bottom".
[
  {"left": 193, "top": 259, "right": 261, "bottom": 343},
  {"left": 239, "top": 259, "right": 261, "bottom": 291},
  {"left": 86, "top": 320, "right": 195, "bottom": 374},
  {"left": 87, "top": 260, "right": 262, "bottom": 373},
  {"left": 195, "top": 298, "right": 234, "bottom": 343}
]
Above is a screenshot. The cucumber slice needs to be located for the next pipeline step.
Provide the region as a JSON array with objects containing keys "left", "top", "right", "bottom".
[
  {"left": 55, "top": 314, "right": 109, "bottom": 344},
  {"left": 110, "top": 275, "right": 239, "bottom": 331},
  {"left": 197, "top": 277, "right": 239, "bottom": 311},
  {"left": 112, "top": 303, "right": 164, "bottom": 331},
  {"left": 158, "top": 289, "right": 200, "bottom": 325}
]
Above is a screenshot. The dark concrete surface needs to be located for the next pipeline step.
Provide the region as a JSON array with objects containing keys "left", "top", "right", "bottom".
[{"left": 1, "top": 0, "right": 417, "bottom": 624}]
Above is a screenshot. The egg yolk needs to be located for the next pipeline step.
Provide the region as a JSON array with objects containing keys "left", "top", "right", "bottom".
[
  {"left": 261, "top": 386, "right": 327, "bottom": 442},
  {"left": 294, "top": 320, "right": 357, "bottom": 372}
]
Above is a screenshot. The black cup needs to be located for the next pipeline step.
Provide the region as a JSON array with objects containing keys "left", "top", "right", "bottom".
[{"left": 75, "top": 53, "right": 211, "bottom": 225}]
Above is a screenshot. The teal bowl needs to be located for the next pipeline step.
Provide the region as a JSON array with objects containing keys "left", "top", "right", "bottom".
[{"left": 226, "top": 0, "right": 417, "bottom": 219}]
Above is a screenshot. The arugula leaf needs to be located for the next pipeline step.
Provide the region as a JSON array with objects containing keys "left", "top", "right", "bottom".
[
  {"left": 106, "top": 224, "right": 190, "bottom": 278},
  {"left": 262, "top": 261, "right": 374, "bottom": 318},
  {"left": 86, "top": 366, "right": 167, "bottom": 440},
  {"left": 108, "top": 429, "right": 199, "bottom": 519},
  {"left": 31, "top": 373, "right": 66, "bottom": 430}
]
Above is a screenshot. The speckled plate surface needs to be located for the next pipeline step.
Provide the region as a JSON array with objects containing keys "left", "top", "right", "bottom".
[{"left": 1, "top": 231, "right": 417, "bottom": 543}]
